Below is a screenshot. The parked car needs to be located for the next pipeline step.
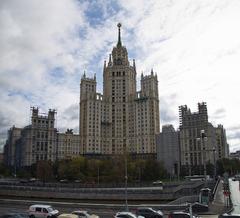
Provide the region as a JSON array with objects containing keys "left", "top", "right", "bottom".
[
  {"left": 71, "top": 210, "right": 99, "bottom": 218},
  {"left": 219, "top": 214, "right": 240, "bottom": 218},
  {"left": 58, "top": 214, "right": 78, "bottom": 218},
  {"left": 0, "top": 213, "right": 28, "bottom": 218},
  {"left": 185, "top": 202, "right": 208, "bottom": 213},
  {"left": 114, "top": 212, "right": 145, "bottom": 218},
  {"left": 136, "top": 207, "right": 163, "bottom": 218},
  {"left": 28, "top": 204, "right": 59, "bottom": 218},
  {"left": 168, "top": 211, "right": 199, "bottom": 218}
]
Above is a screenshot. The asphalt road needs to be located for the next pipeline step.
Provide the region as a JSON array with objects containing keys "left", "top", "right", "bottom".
[
  {"left": 0, "top": 198, "right": 117, "bottom": 217},
  {"left": 0, "top": 198, "right": 222, "bottom": 218}
]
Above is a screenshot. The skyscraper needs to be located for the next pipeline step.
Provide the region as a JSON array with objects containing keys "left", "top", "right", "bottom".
[{"left": 80, "top": 24, "right": 160, "bottom": 156}]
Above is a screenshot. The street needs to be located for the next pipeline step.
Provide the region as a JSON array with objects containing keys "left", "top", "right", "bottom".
[{"left": 0, "top": 198, "right": 221, "bottom": 218}]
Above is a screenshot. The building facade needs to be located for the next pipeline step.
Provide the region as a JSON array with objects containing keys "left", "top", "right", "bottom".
[
  {"left": 80, "top": 24, "right": 160, "bottom": 155},
  {"left": 156, "top": 125, "right": 180, "bottom": 176},
  {"left": 18, "top": 107, "right": 58, "bottom": 166},
  {"left": 215, "top": 124, "right": 229, "bottom": 159},
  {"left": 4, "top": 108, "right": 81, "bottom": 167},
  {"left": 3, "top": 126, "right": 22, "bottom": 167},
  {"left": 179, "top": 102, "right": 229, "bottom": 175},
  {"left": 57, "top": 129, "right": 81, "bottom": 160},
  {"left": 229, "top": 150, "right": 240, "bottom": 160}
]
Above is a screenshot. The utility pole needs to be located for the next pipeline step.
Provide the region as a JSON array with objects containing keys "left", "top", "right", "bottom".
[
  {"left": 125, "top": 153, "right": 128, "bottom": 211},
  {"left": 213, "top": 147, "right": 216, "bottom": 180},
  {"left": 197, "top": 130, "right": 207, "bottom": 179}
]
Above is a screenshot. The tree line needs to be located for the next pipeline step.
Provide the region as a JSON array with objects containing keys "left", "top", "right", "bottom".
[{"left": 0, "top": 157, "right": 240, "bottom": 183}]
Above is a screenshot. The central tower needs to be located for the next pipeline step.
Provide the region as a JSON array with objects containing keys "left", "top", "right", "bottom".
[
  {"left": 102, "top": 23, "right": 137, "bottom": 154},
  {"left": 80, "top": 24, "right": 160, "bottom": 156}
]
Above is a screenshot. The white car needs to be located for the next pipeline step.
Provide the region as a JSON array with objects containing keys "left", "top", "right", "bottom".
[
  {"left": 58, "top": 214, "right": 78, "bottom": 218},
  {"left": 114, "top": 211, "right": 145, "bottom": 218},
  {"left": 71, "top": 211, "right": 99, "bottom": 218},
  {"left": 29, "top": 204, "right": 59, "bottom": 218}
]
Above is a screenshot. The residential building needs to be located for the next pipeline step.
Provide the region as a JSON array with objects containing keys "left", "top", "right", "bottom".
[
  {"left": 57, "top": 129, "right": 81, "bottom": 160},
  {"left": 215, "top": 124, "right": 229, "bottom": 159},
  {"left": 3, "top": 126, "right": 22, "bottom": 167},
  {"left": 80, "top": 23, "right": 160, "bottom": 155},
  {"left": 229, "top": 150, "right": 240, "bottom": 160},
  {"left": 156, "top": 125, "right": 180, "bottom": 176},
  {"left": 4, "top": 108, "right": 81, "bottom": 167},
  {"left": 179, "top": 102, "right": 229, "bottom": 175},
  {"left": 19, "top": 107, "right": 58, "bottom": 166}
]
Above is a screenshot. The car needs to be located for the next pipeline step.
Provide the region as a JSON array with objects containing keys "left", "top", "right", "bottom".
[
  {"left": 0, "top": 213, "right": 28, "bottom": 218},
  {"left": 114, "top": 212, "right": 145, "bottom": 218},
  {"left": 168, "top": 211, "right": 199, "bottom": 218},
  {"left": 184, "top": 202, "right": 208, "bottom": 213},
  {"left": 152, "top": 180, "right": 163, "bottom": 186},
  {"left": 58, "top": 214, "right": 78, "bottom": 218},
  {"left": 136, "top": 207, "right": 163, "bottom": 218},
  {"left": 28, "top": 204, "right": 59, "bottom": 218},
  {"left": 219, "top": 214, "right": 240, "bottom": 218},
  {"left": 59, "top": 179, "right": 69, "bottom": 183},
  {"left": 71, "top": 210, "right": 99, "bottom": 218}
]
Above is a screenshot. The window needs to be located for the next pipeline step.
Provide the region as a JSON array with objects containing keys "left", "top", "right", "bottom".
[{"left": 36, "top": 208, "right": 41, "bottom": 212}]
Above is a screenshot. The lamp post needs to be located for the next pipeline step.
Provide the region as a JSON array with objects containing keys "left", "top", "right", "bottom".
[
  {"left": 197, "top": 130, "right": 207, "bottom": 179},
  {"left": 125, "top": 153, "right": 128, "bottom": 211},
  {"left": 213, "top": 146, "right": 216, "bottom": 180}
]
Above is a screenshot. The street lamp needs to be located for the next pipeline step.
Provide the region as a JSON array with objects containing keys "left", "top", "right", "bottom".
[
  {"left": 213, "top": 146, "right": 216, "bottom": 180},
  {"left": 197, "top": 130, "right": 207, "bottom": 179},
  {"left": 124, "top": 153, "right": 128, "bottom": 211}
]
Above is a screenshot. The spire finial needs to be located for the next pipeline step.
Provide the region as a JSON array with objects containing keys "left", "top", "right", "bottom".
[{"left": 117, "top": 23, "right": 122, "bottom": 47}]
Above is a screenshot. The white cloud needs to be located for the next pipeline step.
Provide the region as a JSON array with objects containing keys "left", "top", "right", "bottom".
[{"left": 1, "top": 0, "right": 240, "bottom": 153}]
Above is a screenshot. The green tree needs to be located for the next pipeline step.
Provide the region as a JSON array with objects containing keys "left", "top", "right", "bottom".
[{"left": 36, "top": 160, "right": 53, "bottom": 183}]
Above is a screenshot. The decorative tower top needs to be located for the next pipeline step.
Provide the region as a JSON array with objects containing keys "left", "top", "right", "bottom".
[
  {"left": 117, "top": 23, "right": 122, "bottom": 47},
  {"left": 111, "top": 23, "right": 129, "bottom": 66}
]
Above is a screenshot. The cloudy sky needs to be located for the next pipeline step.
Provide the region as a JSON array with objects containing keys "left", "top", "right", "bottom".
[{"left": 1, "top": 0, "right": 240, "bottom": 153}]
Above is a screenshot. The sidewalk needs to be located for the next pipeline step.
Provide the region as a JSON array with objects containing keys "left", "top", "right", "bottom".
[{"left": 208, "top": 180, "right": 229, "bottom": 215}]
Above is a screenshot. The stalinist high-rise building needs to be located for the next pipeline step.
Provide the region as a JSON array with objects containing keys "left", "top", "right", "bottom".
[{"left": 80, "top": 24, "right": 160, "bottom": 156}]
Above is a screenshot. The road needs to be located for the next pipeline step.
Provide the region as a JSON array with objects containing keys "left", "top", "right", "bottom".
[
  {"left": 0, "top": 198, "right": 221, "bottom": 218},
  {"left": 0, "top": 198, "right": 116, "bottom": 217},
  {"left": 229, "top": 178, "right": 240, "bottom": 214}
]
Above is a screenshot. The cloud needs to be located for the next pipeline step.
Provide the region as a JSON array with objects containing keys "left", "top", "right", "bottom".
[
  {"left": 1, "top": 0, "right": 240, "bottom": 153},
  {"left": 210, "top": 108, "right": 226, "bottom": 119},
  {"left": 160, "top": 94, "right": 178, "bottom": 126}
]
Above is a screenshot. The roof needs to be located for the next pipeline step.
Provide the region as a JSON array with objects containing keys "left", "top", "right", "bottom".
[
  {"left": 30, "top": 204, "right": 52, "bottom": 208},
  {"left": 58, "top": 214, "right": 78, "bottom": 218}
]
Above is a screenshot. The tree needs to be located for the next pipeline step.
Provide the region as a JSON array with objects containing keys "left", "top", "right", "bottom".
[{"left": 36, "top": 160, "right": 53, "bottom": 183}]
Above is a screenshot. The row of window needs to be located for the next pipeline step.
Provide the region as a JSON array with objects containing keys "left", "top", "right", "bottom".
[{"left": 112, "top": 71, "right": 126, "bottom": 77}]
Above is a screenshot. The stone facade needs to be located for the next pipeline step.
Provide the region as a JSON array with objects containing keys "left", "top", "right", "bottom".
[
  {"left": 3, "top": 126, "right": 22, "bottom": 167},
  {"left": 57, "top": 129, "right": 81, "bottom": 160},
  {"left": 179, "top": 102, "right": 229, "bottom": 175},
  {"left": 19, "top": 107, "right": 58, "bottom": 166},
  {"left": 156, "top": 125, "right": 180, "bottom": 176},
  {"left": 215, "top": 124, "right": 229, "bottom": 159},
  {"left": 80, "top": 24, "right": 160, "bottom": 155},
  {"left": 4, "top": 108, "right": 81, "bottom": 167}
]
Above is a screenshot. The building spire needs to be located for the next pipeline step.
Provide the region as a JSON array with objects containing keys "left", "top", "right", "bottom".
[{"left": 117, "top": 23, "right": 122, "bottom": 47}]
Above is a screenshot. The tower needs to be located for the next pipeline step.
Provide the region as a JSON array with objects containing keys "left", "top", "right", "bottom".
[
  {"left": 79, "top": 24, "right": 160, "bottom": 157},
  {"left": 103, "top": 23, "right": 137, "bottom": 154}
]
